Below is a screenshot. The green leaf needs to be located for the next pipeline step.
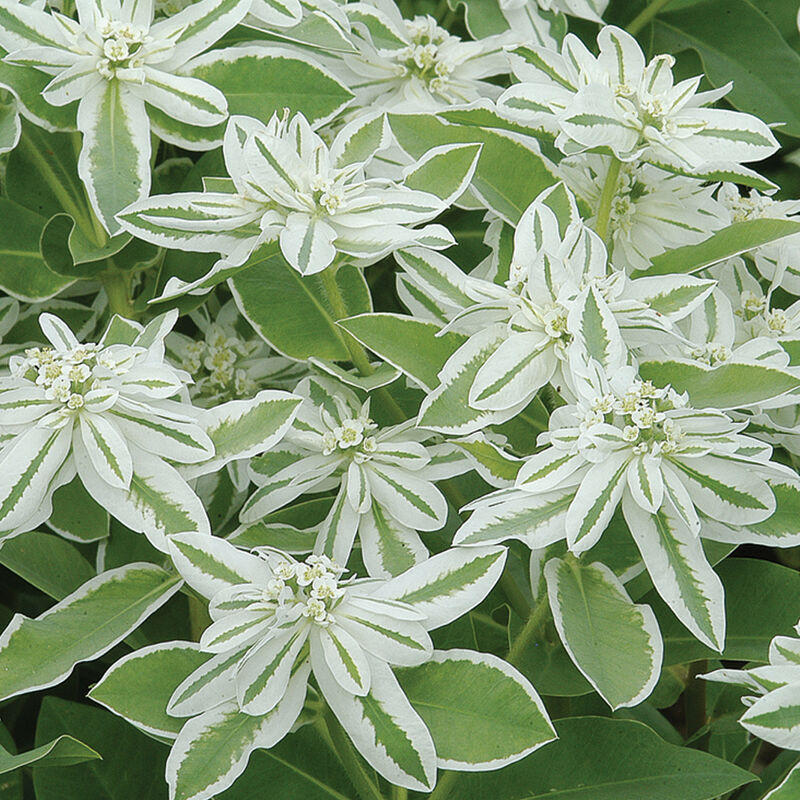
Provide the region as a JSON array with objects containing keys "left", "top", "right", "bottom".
[
  {"left": 652, "top": 558, "right": 800, "bottom": 665},
  {"left": 215, "top": 727, "right": 354, "bottom": 799},
  {"left": 185, "top": 390, "right": 301, "bottom": 479},
  {"left": 653, "top": 0, "right": 800, "bottom": 138},
  {"left": 447, "top": 0, "right": 508, "bottom": 37},
  {"left": 764, "top": 763, "right": 800, "bottom": 799},
  {"left": 339, "top": 313, "right": 467, "bottom": 391},
  {"left": 0, "top": 563, "right": 182, "bottom": 701},
  {"left": 47, "top": 475, "right": 110, "bottom": 543},
  {"left": 0, "top": 530, "right": 95, "bottom": 600},
  {"left": 0, "top": 735, "right": 100, "bottom": 774},
  {"left": 545, "top": 558, "right": 662, "bottom": 710},
  {"left": 0, "top": 197, "right": 73, "bottom": 301},
  {"left": 638, "top": 360, "right": 800, "bottom": 409},
  {"left": 403, "top": 143, "right": 481, "bottom": 203},
  {"left": 641, "top": 219, "right": 800, "bottom": 277},
  {"left": 176, "top": 46, "right": 354, "bottom": 140},
  {"left": 388, "top": 114, "right": 557, "bottom": 224},
  {"left": 396, "top": 649, "right": 555, "bottom": 769},
  {"left": 33, "top": 697, "right": 169, "bottom": 800},
  {"left": 450, "top": 716, "right": 754, "bottom": 799},
  {"left": 231, "top": 245, "right": 370, "bottom": 361},
  {"left": 0, "top": 59, "right": 76, "bottom": 131},
  {"left": 90, "top": 642, "right": 211, "bottom": 740}
]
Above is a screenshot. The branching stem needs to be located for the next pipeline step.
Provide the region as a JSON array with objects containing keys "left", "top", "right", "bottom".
[{"left": 627, "top": 0, "right": 674, "bottom": 36}]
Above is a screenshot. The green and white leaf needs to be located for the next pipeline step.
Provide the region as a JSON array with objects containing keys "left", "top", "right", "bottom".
[
  {"left": 545, "top": 558, "right": 663, "bottom": 710},
  {"left": 0, "top": 563, "right": 181, "bottom": 702},
  {"left": 396, "top": 649, "right": 556, "bottom": 770}
]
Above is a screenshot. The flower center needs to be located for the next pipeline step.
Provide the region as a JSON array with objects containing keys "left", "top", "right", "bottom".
[
  {"left": 395, "top": 17, "right": 454, "bottom": 90},
  {"left": 262, "top": 554, "right": 345, "bottom": 627},
  {"left": 16, "top": 343, "right": 132, "bottom": 409},
  {"left": 581, "top": 380, "right": 684, "bottom": 454},
  {"left": 321, "top": 416, "right": 379, "bottom": 460},
  {"left": 97, "top": 18, "right": 147, "bottom": 79}
]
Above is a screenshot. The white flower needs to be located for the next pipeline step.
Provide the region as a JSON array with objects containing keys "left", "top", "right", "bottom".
[
  {"left": 499, "top": 26, "right": 778, "bottom": 179},
  {"left": 166, "top": 533, "right": 511, "bottom": 792},
  {"left": 412, "top": 183, "right": 714, "bottom": 434},
  {"left": 240, "top": 375, "right": 457, "bottom": 577},
  {"left": 333, "top": 0, "right": 510, "bottom": 113},
  {"left": 455, "top": 355, "right": 794, "bottom": 650},
  {"left": 559, "top": 154, "right": 728, "bottom": 271},
  {"left": 0, "top": 310, "right": 214, "bottom": 548},
  {"left": 167, "top": 300, "right": 306, "bottom": 407},
  {"left": 0, "top": 0, "right": 248, "bottom": 231},
  {"left": 118, "top": 112, "right": 454, "bottom": 286}
]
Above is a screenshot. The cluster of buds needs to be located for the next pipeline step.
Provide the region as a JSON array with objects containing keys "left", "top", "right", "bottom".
[
  {"left": 11, "top": 342, "right": 131, "bottom": 409},
  {"left": 96, "top": 17, "right": 147, "bottom": 79},
  {"left": 582, "top": 380, "right": 685, "bottom": 454},
  {"left": 321, "top": 410, "right": 379, "bottom": 459},
  {"left": 259, "top": 552, "right": 346, "bottom": 627},
  {"left": 395, "top": 16, "right": 454, "bottom": 90}
]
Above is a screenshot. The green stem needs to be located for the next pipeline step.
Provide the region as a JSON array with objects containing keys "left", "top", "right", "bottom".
[
  {"left": 188, "top": 596, "right": 211, "bottom": 642},
  {"left": 391, "top": 787, "right": 409, "bottom": 800},
  {"left": 320, "top": 264, "right": 407, "bottom": 424},
  {"left": 319, "top": 706, "right": 385, "bottom": 800},
  {"left": 626, "top": 0, "right": 674, "bottom": 36},
  {"left": 685, "top": 659, "right": 708, "bottom": 743},
  {"left": 593, "top": 157, "right": 622, "bottom": 244},
  {"left": 500, "top": 571, "right": 531, "bottom": 621},
  {"left": 428, "top": 596, "right": 552, "bottom": 800},
  {"left": 102, "top": 268, "right": 135, "bottom": 319},
  {"left": 508, "top": 594, "right": 551, "bottom": 667}
]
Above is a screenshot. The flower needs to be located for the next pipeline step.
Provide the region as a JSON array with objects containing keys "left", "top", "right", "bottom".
[
  {"left": 0, "top": 310, "right": 215, "bottom": 548},
  {"left": 241, "top": 375, "right": 458, "bottom": 577},
  {"left": 117, "top": 112, "right": 454, "bottom": 288},
  {"left": 412, "top": 183, "right": 714, "bottom": 434},
  {"left": 455, "top": 356, "right": 795, "bottom": 650},
  {"left": 0, "top": 0, "right": 249, "bottom": 231},
  {"left": 498, "top": 25, "right": 778, "bottom": 180},
  {"left": 166, "top": 533, "right": 513, "bottom": 792},
  {"left": 167, "top": 300, "right": 306, "bottom": 407},
  {"left": 333, "top": 1, "right": 510, "bottom": 113}
]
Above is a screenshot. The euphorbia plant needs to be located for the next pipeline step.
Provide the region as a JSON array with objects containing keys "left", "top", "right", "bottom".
[{"left": 1, "top": 1, "right": 800, "bottom": 799}]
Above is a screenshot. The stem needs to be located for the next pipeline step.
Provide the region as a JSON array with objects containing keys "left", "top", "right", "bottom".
[
  {"left": 101, "top": 268, "right": 135, "bottom": 319},
  {"left": 428, "top": 596, "right": 551, "bottom": 800},
  {"left": 319, "top": 706, "right": 385, "bottom": 800},
  {"left": 685, "top": 659, "right": 708, "bottom": 743},
  {"left": 593, "top": 157, "right": 622, "bottom": 244},
  {"left": 626, "top": 0, "right": 674, "bottom": 36},
  {"left": 500, "top": 571, "right": 531, "bottom": 621},
  {"left": 188, "top": 596, "right": 211, "bottom": 642},
  {"left": 508, "top": 594, "right": 551, "bottom": 667},
  {"left": 320, "top": 264, "right": 407, "bottom": 424},
  {"left": 392, "top": 787, "right": 409, "bottom": 800}
]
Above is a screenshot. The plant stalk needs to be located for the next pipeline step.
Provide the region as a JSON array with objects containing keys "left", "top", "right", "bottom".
[
  {"left": 626, "top": 0, "right": 674, "bottom": 36},
  {"left": 593, "top": 157, "right": 622, "bottom": 244},
  {"left": 102, "top": 268, "right": 135, "bottom": 319},
  {"left": 320, "top": 706, "right": 385, "bottom": 800},
  {"left": 320, "top": 264, "right": 408, "bottom": 424}
]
